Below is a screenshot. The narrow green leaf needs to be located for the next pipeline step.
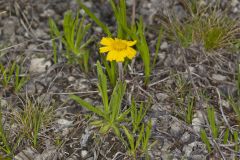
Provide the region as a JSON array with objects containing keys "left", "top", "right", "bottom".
[
  {"left": 96, "top": 61, "right": 109, "bottom": 113},
  {"left": 70, "top": 95, "right": 106, "bottom": 119},
  {"left": 186, "top": 97, "right": 194, "bottom": 124},
  {"left": 119, "top": 0, "right": 127, "bottom": 28},
  {"left": 223, "top": 128, "right": 229, "bottom": 144},
  {"left": 229, "top": 97, "right": 240, "bottom": 121},
  {"left": 112, "top": 124, "right": 121, "bottom": 137},
  {"left": 142, "top": 120, "right": 152, "bottom": 151},
  {"left": 48, "top": 18, "right": 61, "bottom": 37},
  {"left": 109, "top": 82, "right": 126, "bottom": 122},
  {"left": 109, "top": 0, "right": 118, "bottom": 21},
  {"left": 135, "top": 124, "right": 144, "bottom": 150},
  {"left": 136, "top": 17, "right": 150, "bottom": 85},
  {"left": 8, "top": 62, "right": 16, "bottom": 83},
  {"left": 90, "top": 120, "right": 104, "bottom": 127},
  {"left": 63, "top": 11, "right": 72, "bottom": 45},
  {"left": 152, "top": 27, "right": 163, "bottom": 69},
  {"left": 14, "top": 65, "right": 19, "bottom": 87},
  {"left": 200, "top": 128, "right": 211, "bottom": 152},
  {"left": 75, "top": 15, "right": 85, "bottom": 48},
  {"left": 78, "top": 0, "right": 111, "bottom": 36},
  {"left": 99, "top": 124, "right": 111, "bottom": 134},
  {"left": 82, "top": 49, "right": 89, "bottom": 73},
  {"left": 117, "top": 107, "right": 131, "bottom": 122},
  {"left": 233, "top": 131, "right": 239, "bottom": 151},
  {"left": 207, "top": 106, "right": 218, "bottom": 139},
  {"left": 0, "top": 110, "right": 11, "bottom": 154},
  {"left": 79, "top": 34, "right": 94, "bottom": 50},
  {"left": 48, "top": 18, "right": 60, "bottom": 64},
  {"left": 123, "top": 126, "right": 135, "bottom": 151}
]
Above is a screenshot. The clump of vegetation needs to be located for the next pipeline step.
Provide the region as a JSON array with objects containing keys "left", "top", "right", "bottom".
[
  {"left": 71, "top": 61, "right": 153, "bottom": 159},
  {"left": 0, "top": 62, "right": 29, "bottom": 93},
  {"left": 49, "top": 10, "right": 94, "bottom": 72},
  {"left": 79, "top": 0, "right": 161, "bottom": 86},
  {"left": 167, "top": 0, "right": 240, "bottom": 51},
  {"left": 0, "top": 96, "right": 54, "bottom": 158},
  {"left": 71, "top": 61, "right": 129, "bottom": 136},
  {"left": 200, "top": 106, "right": 239, "bottom": 157},
  {"left": 14, "top": 97, "right": 54, "bottom": 147},
  {"left": 1, "top": 0, "right": 240, "bottom": 159}
]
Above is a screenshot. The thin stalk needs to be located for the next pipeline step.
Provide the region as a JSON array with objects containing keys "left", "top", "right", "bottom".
[
  {"left": 131, "top": 0, "right": 136, "bottom": 28},
  {"left": 118, "top": 62, "right": 123, "bottom": 82}
]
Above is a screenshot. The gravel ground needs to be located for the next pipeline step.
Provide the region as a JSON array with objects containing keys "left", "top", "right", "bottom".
[{"left": 0, "top": 0, "right": 240, "bottom": 159}]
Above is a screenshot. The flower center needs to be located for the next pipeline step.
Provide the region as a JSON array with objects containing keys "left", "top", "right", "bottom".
[{"left": 112, "top": 41, "right": 127, "bottom": 51}]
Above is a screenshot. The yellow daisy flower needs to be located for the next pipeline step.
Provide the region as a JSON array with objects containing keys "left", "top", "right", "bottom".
[{"left": 99, "top": 37, "right": 137, "bottom": 62}]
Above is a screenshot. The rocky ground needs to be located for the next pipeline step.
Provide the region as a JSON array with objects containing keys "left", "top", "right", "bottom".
[{"left": 0, "top": 0, "right": 240, "bottom": 159}]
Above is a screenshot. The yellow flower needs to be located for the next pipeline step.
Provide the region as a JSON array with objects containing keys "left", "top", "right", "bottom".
[{"left": 99, "top": 37, "right": 137, "bottom": 62}]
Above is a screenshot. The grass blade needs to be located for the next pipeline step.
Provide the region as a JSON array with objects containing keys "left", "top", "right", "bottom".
[
  {"left": 152, "top": 27, "right": 163, "bottom": 69},
  {"left": 78, "top": 0, "right": 111, "bottom": 36},
  {"left": 96, "top": 61, "right": 109, "bottom": 113},
  {"left": 207, "top": 106, "right": 218, "bottom": 139},
  {"left": 70, "top": 95, "right": 106, "bottom": 119},
  {"left": 200, "top": 128, "right": 211, "bottom": 152}
]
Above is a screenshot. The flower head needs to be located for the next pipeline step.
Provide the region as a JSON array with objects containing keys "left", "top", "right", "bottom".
[{"left": 99, "top": 37, "right": 137, "bottom": 62}]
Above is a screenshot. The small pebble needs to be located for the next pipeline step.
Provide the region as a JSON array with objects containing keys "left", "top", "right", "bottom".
[
  {"left": 68, "top": 76, "right": 75, "bottom": 82},
  {"left": 180, "top": 132, "right": 190, "bottom": 143},
  {"left": 183, "top": 145, "right": 193, "bottom": 157},
  {"left": 170, "top": 121, "right": 182, "bottom": 137},
  {"left": 160, "top": 41, "right": 168, "bottom": 50},
  {"left": 29, "top": 58, "right": 51, "bottom": 74},
  {"left": 156, "top": 93, "right": 168, "bottom": 101},
  {"left": 81, "top": 150, "right": 88, "bottom": 158},
  {"left": 212, "top": 74, "right": 227, "bottom": 81},
  {"left": 57, "top": 119, "right": 73, "bottom": 127},
  {"left": 192, "top": 111, "right": 205, "bottom": 133}
]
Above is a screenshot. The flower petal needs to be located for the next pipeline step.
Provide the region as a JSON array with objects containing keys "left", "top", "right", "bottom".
[
  {"left": 99, "top": 46, "right": 111, "bottom": 53},
  {"left": 106, "top": 50, "right": 115, "bottom": 61},
  {"left": 126, "top": 47, "right": 137, "bottom": 59},
  {"left": 100, "top": 37, "right": 114, "bottom": 46},
  {"left": 106, "top": 50, "right": 125, "bottom": 62},
  {"left": 126, "top": 40, "right": 137, "bottom": 46}
]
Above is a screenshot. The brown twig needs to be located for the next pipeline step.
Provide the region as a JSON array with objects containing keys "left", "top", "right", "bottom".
[{"left": 216, "top": 88, "right": 233, "bottom": 134}]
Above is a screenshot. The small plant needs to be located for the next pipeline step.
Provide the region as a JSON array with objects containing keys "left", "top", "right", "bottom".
[
  {"left": 99, "top": 37, "right": 137, "bottom": 83},
  {"left": 0, "top": 110, "right": 11, "bottom": 155},
  {"left": 0, "top": 62, "right": 28, "bottom": 93},
  {"left": 207, "top": 106, "right": 218, "bottom": 139},
  {"left": 0, "top": 103, "right": 23, "bottom": 158},
  {"left": 167, "top": 0, "right": 240, "bottom": 51},
  {"left": 14, "top": 97, "right": 54, "bottom": 147},
  {"left": 185, "top": 96, "right": 194, "bottom": 124},
  {"left": 122, "top": 120, "right": 152, "bottom": 159},
  {"left": 130, "top": 99, "right": 148, "bottom": 133},
  {"left": 229, "top": 97, "right": 240, "bottom": 123},
  {"left": 0, "top": 62, "right": 16, "bottom": 88},
  {"left": 223, "top": 128, "right": 229, "bottom": 144},
  {"left": 200, "top": 104, "right": 240, "bottom": 158},
  {"left": 233, "top": 131, "right": 239, "bottom": 152},
  {"left": 71, "top": 61, "right": 153, "bottom": 159},
  {"left": 200, "top": 128, "right": 212, "bottom": 152},
  {"left": 79, "top": 0, "right": 153, "bottom": 85},
  {"left": 49, "top": 10, "right": 94, "bottom": 72},
  {"left": 70, "top": 61, "right": 130, "bottom": 136},
  {"left": 200, "top": 106, "right": 218, "bottom": 152},
  {"left": 14, "top": 65, "right": 29, "bottom": 93}
]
